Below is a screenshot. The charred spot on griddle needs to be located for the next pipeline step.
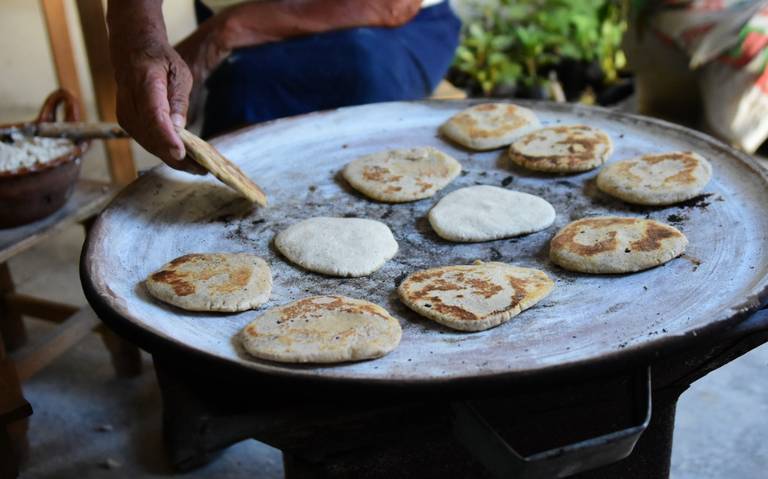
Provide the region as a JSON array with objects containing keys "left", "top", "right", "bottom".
[
  {"left": 479, "top": 171, "right": 488, "bottom": 177},
  {"left": 666, "top": 213, "right": 687, "bottom": 224},
  {"left": 394, "top": 272, "right": 408, "bottom": 287},
  {"left": 251, "top": 219, "right": 265, "bottom": 225},
  {"left": 555, "top": 180, "right": 577, "bottom": 188},
  {"left": 501, "top": 176, "right": 514, "bottom": 187},
  {"left": 460, "top": 170, "right": 469, "bottom": 176},
  {"left": 210, "top": 213, "right": 235, "bottom": 224},
  {"left": 308, "top": 185, "right": 317, "bottom": 192},
  {"left": 675, "top": 193, "right": 713, "bottom": 209},
  {"left": 343, "top": 213, "right": 358, "bottom": 218},
  {"left": 489, "top": 248, "right": 502, "bottom": 261}
]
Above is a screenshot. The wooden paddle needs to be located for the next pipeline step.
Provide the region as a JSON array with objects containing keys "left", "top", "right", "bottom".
[
  {"left": 176, "top": 128, "right": 268, "bottom": 206},
  {"left": 0, "top": 122, "right": 268, "bottom": 206}
]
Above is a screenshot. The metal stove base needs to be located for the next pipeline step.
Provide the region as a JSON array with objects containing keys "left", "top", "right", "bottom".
[{"left": 152, "top": 309, "right": 768, "bottom": 479}]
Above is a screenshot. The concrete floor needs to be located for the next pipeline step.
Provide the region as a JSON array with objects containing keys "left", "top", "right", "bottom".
[{"left": 6, "top": 127, "right": 768, "bottom": 479}]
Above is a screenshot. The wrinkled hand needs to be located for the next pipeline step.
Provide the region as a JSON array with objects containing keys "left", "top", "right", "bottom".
[{"left": 112, "top": 41, "right": 206, "bottom": 174}]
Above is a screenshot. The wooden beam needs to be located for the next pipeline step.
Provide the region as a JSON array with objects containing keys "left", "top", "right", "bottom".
[
  {"left": 0, "top": 322, "right": 30, "bottom": 474},
  {"left": 10, "top": 308, "right": 99, "bottom": 381},
  {"left": 75, "top": 0, "right": 137, "bottom": 185},
  {"left": 0, "top": 264, "right": 27, "bottom": 352},
  {"left": 40, "top": 0, "right": 85, "bottom": 115},
  {"left": 4, "top": 293, "right": 78, "bottom": 323}
]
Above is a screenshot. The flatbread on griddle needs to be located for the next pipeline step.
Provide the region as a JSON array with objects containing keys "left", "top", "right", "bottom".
[
  {"left": 549, "top": 217, "right": 688, "bottom": 274},
  {"left": 177, "top": 128, "right": 268, "bottom": 206},
  {"left": 428, "top": 185, "right": 556, "bottom": 242},
  {"left": 509, "top": 125, "right": 612, "bottom": 173},
  {"left": 596, "top": 151, "right": 712, "bottom": 205},
  {"left": 275, "top": 217, "right": 398, "bottom": 277},
  {"left": 439, "top": 103, "right": 542, "bottom": 151},
  {"left": 342, "top": 146, "right": 461, "bottom": 202},
  {"left": 239, "top": 295, "right": 402, "bottom": 363},
  {"left": 398, "top": 261, "right": 554, "bottom": 332},
  {"left": 145, "top": 253, "right": 272, "bottom": 312}
]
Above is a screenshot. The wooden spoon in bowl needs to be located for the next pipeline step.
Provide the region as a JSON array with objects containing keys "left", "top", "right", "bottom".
[{"left": 0, "top": 122, "right": 268, "bottom": 206}]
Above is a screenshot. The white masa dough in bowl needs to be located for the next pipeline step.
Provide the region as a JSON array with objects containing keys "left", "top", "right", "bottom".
[{"left": 0, "top": 134, "right": 74, "bottom": 173}]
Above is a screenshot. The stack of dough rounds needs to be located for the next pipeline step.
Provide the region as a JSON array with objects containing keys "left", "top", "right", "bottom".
[
  {"left": 597, "top": 151, "right": 712, "bottom": 205},
  {"left": 145, "top": 253, "right": 272, "bottom": 312},
  {"left": 275, "top": 217, "right": 398, "bottom": 277},
  {"left": 342, "top": 146, "right": 461, "bottom": 202},
  {"left": 428, "top": 185, "right": 556, "bottom": 242},
  {"left": 509, "top": 125, "right": 612, "bottom": 173},
  {"left": 440, "top": 103, "right": 541, "bottom": 150},
  {"left": 549, "top": 217, "right": 688, "bottom": 274},
  {"left": 398, "top": 261, "right": 554, "bottom": 331},
  {"left": 239, "top": 295, "right": 402, "bottom": 363}
]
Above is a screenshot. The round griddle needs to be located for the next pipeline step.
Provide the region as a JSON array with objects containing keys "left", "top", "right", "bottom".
[{"left": 82, "top": 100, "right": 768, "bottom": 387}]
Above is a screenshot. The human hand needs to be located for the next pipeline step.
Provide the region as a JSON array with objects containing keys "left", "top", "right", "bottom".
[{"left": 108, "top": 1, "right": 205, "bottom": 174}]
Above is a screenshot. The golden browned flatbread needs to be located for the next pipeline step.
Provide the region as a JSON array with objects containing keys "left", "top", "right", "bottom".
[
  {"left": 596, "top": 151, "right": 712, "bottom": 205},
  {"left": 239, "top": 295, "right": 402, "bottom": 363},
  {"left": 145, "top": 253, "right": 272, "bottom": 312},
  {"left": 177, "top": 128, "right": 268, "bottom": 206},
  {"left": 549, "top": 217, "right": 688, "bottom": 274},
  {"left": 439, "top": 103, "right": 541, "bottom": 150},
  {"left": 397, "top": 261, "right": 554, "bottom": 332},
  {"left": 342, "top": 146, "right": 461, "bottom": 202},
  {"left": 509, "top": 125, "right": 612, "bottom": 173}
]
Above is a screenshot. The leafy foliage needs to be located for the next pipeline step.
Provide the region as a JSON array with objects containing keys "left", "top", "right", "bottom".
[{"left": 453, "top": 0, "right": 628, "bottom": 96}]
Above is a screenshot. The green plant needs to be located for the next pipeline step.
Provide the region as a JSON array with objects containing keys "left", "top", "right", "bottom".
[{"left": 453, "top": 0, "right": 628, "bottom": 96}]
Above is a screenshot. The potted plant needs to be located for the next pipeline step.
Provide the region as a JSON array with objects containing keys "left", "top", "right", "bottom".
[{"left": 449, "top": 0, "right": 630, "bottom": 104}]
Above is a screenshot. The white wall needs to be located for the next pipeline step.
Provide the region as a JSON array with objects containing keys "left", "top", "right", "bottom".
[{"left": 0, "top": 0, "right": 196, "bottom": 123}]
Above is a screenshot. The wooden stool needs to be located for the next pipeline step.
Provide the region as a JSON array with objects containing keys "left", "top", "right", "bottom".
[{"left": 1, "top": 1, "right": 141, "bottom": 476}]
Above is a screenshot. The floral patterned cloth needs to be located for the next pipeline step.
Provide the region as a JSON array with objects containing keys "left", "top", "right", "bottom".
[{"left": 633, "top": 0, "right": 768, "bottom": 152}]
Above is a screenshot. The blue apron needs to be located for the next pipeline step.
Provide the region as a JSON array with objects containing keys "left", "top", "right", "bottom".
[{"left": 194, "top": 1, "right": 461, "bottom": 138}]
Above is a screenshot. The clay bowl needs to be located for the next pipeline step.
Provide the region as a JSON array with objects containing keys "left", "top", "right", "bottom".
[{"left": 0, "top": 89, "right": 88, "bottom": 228}]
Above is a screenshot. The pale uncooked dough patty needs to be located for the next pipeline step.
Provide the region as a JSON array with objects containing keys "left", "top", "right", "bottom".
[
  {"left": 275, "top": 217, "right": 398, "bottom": 277},
  {"left": 428, "top": 185, "right": 556, "bottom": 242}
]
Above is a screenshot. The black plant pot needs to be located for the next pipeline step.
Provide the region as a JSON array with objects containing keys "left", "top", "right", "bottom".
[{"left": 506, "top": 83, "right": 549, "bottom": 100}]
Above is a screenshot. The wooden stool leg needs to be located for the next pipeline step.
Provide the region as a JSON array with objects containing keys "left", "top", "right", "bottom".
[
  {"left": 98, "top": 326, "right": 142, "bottom": 378},
  {"left": 0, "top": 263, "right": 27, "bottom": 352},
  {"left": 0, "top": 335, "right": 31, "bottom": 478}
]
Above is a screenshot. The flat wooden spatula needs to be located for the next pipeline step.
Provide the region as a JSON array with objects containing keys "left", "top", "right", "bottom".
[
  {"left": 176, "top": 128, "right": 268, "bottom": 206},
  {"left": 0, "top": 122, "right": 267, "bottom": 206}
]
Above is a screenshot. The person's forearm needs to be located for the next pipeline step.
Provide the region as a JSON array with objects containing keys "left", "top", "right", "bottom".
[
  {"left": 215, "top": 0, "right": 422, "bottom": 51},
  {"left": 107, "top": 0, "right": 169, "bottom": 55}
]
